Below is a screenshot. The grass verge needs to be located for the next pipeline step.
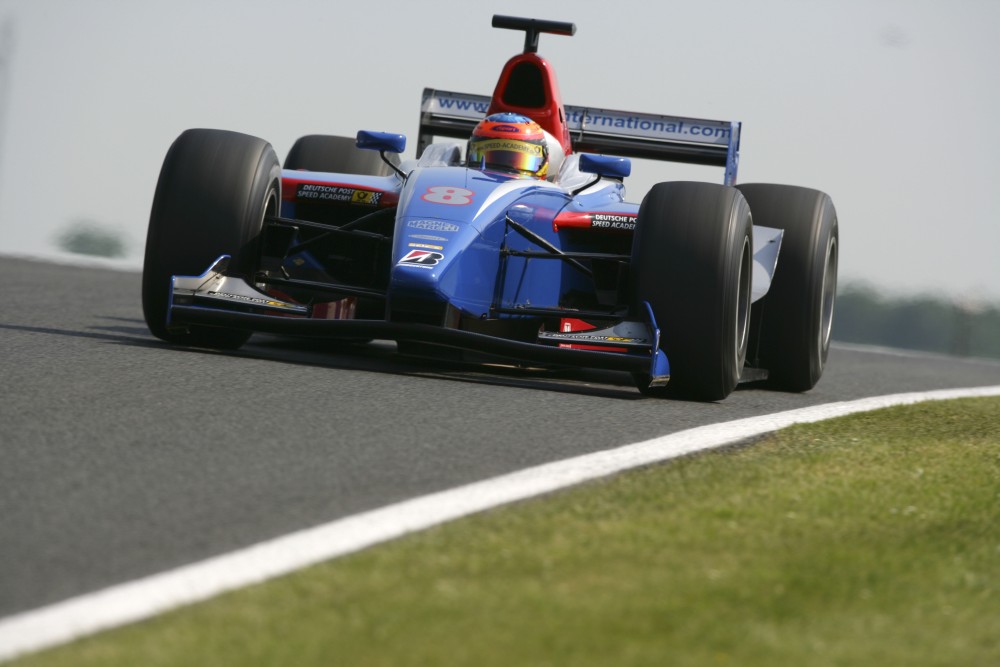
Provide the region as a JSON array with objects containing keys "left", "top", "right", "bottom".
[{"left": 13, "top": 398, "right": 1000, "bottom": 667}]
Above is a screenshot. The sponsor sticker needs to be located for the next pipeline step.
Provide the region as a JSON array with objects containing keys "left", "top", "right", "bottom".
[
  {"left": 398, "top": 249, "right": 444, "bottom": 268},
  {"left": 423, "top": 92, "right": 733, "bottom": 146},
  {"left": 206, "top": 291, "right": 298, "bottom": 309},
  {"left": 472, "top": 139, "right": 543, "bottom": 155},
  {"left": 296, "top": 184, "right": 382, "bottom": 206},
  {"left": 407, "top": 219, "right": 460, "bottom": 233},
  {"left": 351, "top": 189, "right": 379, "bottom": 205},
  {"left": 553, "top": 211, "right": 638, "bottom": 232},
  {"left": 590, "top": 213, "right": 637, "bottom": 231},
  {"left": 408, "top": 242, "right": 444, "bottom": 250},
  {"left": 545, "top": 332, "right": 646, "bottom": 343}
]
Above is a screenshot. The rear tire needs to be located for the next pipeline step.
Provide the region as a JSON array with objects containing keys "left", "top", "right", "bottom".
[
  {"left": 631, "top": 182, "right": 753, "bottom": 401},
  {"left": 142, "top": 129, "right": 281, "bottom": 349},
  {"left": 284, "top": 134, "right": 399, "bottom": 175},
  {"left": 737, "top": 184, "right": 838, "bottom": 391}
]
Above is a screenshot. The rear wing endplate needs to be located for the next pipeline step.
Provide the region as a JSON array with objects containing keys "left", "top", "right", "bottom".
[{"left": 419, "top": 89, "right": 741, "bottom": 185}]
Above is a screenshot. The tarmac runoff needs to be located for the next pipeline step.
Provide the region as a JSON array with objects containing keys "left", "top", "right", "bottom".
[{"left": 2, "top": 385, "right": 999, "bottom": 662}]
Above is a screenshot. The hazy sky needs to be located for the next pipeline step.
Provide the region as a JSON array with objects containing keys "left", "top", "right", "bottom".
[{"left": 0, "top": 0, "right": 997, "bottom": 299}]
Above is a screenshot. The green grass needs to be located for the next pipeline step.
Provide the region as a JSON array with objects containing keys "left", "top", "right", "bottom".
[{"left": 15, "top": 398, "right": 1000, "bottom": 667}]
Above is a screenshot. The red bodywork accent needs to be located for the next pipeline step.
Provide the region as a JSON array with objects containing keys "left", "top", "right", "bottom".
[
  {"left": 487, "top": 52, "right": 572, "bottom": 156},
  {"left": 552, "top": 211, "right": 592, "bottom": 231},
  {"left": 553, "top": 211, "right": 638, "bottom": 233}
]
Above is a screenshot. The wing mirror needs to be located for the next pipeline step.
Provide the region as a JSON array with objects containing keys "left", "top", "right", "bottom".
[
  {"left": 356, "top": 131, "right": 406, "bottom": 154},
  {"left": 356, "top": 131, "right": 407, "bottom": 178},
  {"left": 578, "top": 153, "right": 631, "bottom": 179},
  {"left": 572, "top": 153, "right": 631, "bottom": 195}
]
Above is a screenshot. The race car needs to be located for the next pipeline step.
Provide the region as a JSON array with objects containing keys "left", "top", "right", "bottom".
[{"left": 142, "top": 15, "right": 839, "bottom": 401}]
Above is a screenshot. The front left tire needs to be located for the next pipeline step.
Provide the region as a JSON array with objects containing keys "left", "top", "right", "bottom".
[
  {"left": 284, "top": 134, "right": 399, "bottom": 176},
  {"left": 631, "top": 182, "right": 753, "bottom": 401}
]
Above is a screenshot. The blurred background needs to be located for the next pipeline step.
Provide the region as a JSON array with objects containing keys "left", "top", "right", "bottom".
[{"left": 0, "top": 0, "right": 996, "bottom": 356}]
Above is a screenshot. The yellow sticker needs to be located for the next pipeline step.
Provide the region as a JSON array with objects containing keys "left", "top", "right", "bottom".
[{"left": 351, "top": 190, "right": 374, "bottom": 204}]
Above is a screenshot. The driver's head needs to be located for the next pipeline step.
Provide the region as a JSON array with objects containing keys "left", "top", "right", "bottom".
[{"left": 467, "top": 113, "right": 549, "bottom": 179}]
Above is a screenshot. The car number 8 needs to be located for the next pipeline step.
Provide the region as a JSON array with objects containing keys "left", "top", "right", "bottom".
[{"left": 422, "top": 186, "right": 473, "bottom": 205}]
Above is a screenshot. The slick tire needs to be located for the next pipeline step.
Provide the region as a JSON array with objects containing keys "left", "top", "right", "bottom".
[
  {"left": 142, "top": 128, "right": 281, "bottom": 349},
  {"left": 737, "top": 183, "right": 839, "bottom": 392},
  {"left": 631, "top": 182, "right": 753, "bottom": 401},
  {"left": 284, "top": 134, "right": 399, "bottom": 175}
]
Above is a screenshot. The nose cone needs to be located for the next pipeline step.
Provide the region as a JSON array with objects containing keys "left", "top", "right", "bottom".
[{"left": 390, "top": 215, "right": 498, "bottom": 319}]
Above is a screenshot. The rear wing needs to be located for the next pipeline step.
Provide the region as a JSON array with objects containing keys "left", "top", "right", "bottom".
[{"left": 419, "top": 89, "right": 741, "bottom": 185}]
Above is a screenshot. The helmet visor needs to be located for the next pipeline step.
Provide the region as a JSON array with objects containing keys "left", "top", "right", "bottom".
[{"left": 469, "top": 139, "right": 546, "bottom": 175}]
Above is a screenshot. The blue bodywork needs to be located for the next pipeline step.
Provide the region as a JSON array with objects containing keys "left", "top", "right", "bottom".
[
  {"left": 164, "top": 14, "right": 766, "bottom": 388},
  {"left": 387, "top": 166, "right": 590, "bottom": 317}
]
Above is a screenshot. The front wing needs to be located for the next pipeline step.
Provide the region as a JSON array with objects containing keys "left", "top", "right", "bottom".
[{"left": 168, "top": 256, "right": 671, "bottom": 384}]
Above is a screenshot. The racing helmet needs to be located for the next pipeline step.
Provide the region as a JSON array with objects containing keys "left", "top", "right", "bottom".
[{"left": 467, "top": 112, "right": 549, "bottom": 179}]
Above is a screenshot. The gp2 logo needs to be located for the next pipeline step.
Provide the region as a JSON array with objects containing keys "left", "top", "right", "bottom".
[{"left": 421, "top": 186, "right": 474, "bottom": 205}]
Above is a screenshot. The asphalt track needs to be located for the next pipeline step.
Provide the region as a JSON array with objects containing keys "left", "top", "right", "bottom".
[{"left": 3, "top": 256, "right": 1000, "bottom": 620}]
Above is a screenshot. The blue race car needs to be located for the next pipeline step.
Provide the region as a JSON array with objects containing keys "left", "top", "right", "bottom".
[{"left": 142, "top": 15, "right": 838, "bottom": 401}]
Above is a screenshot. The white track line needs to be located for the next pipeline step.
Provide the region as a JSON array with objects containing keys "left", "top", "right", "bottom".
[{"left": 2, "top": 386, "right": 999, "bottom": 662}]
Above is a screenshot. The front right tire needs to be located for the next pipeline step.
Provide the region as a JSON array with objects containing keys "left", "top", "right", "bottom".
[{"left": 142, "top": 128, "right": 281, "bottom": 349}]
